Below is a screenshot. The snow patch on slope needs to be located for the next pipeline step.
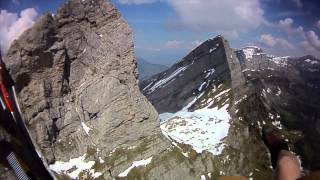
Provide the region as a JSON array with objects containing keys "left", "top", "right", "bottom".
[
  {"left": 276, "top": 87, "right": 282, "bottom": 96},
  {"left": 118, "top": 157, "right": 153, "bottom": 177},
  {"left": 146, "top": 65, "right": 189, "bottom": 93},
  {"left": 81, "top": 122, "right": 91, "bottom": 135},
  {"left": 201, "top": 175, "right": 206, "bottom": 180},
  {"left": 209, "top": 47, "right": 216, "bottom": 53},
  {"left": 198, "top": 82, "right": 207, "bottom": 91},
  {"left": 270, "top": 56, "right": 289, "bottom": 67},
  {"left": 310, "top": 61, "right": 319, "bottom": 64},
  {"left": 204, "top": 68, "right": 215, "bottom": 78},
  {"left": 304, "top": 59, "right": 318, "bottom": 64},
  {"left": 242, "top": 46, "right": 260, "bottom": 59},
  {"left": 160, "top": 90, "right": 231, "bottom": 155},
  {"left": 49, "top": 154, "right": 101, "bottom": 179}
]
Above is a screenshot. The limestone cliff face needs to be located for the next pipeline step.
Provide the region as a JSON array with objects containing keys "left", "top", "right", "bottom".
[{"left": 4, "top": 0, "right": 160, "bottom": 169}]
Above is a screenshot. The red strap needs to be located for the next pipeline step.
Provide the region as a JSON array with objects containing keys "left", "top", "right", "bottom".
[{"left": 0, "top": 83, "right": 13, "bottom": 112}]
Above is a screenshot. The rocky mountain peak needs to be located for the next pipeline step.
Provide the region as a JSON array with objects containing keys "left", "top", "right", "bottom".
[
  {"left": 140, "top": 35, "right": 273, "bottom": 179},
  {"left": 2, "top": 0, "right": 169, "bottom": 178},
  {"left": 140, "top": 35, "right": 236, "bottom": 113},
  {"left": 141, "top": 35, "right": 320, "bottom": 178}
]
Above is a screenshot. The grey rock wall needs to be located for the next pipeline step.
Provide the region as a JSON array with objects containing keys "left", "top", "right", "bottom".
[{"left": 4, "top": 0, "right": 160, "bottom": 167}]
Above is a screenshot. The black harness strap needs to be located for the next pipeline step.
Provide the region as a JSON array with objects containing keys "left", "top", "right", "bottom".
[{"left": 0, "top": 51, "right": 54, "bottom": 180}]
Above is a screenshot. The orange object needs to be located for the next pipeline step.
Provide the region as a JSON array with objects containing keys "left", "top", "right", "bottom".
[{"left": 0, "top": 83, "right": 13, "bottom": 112}]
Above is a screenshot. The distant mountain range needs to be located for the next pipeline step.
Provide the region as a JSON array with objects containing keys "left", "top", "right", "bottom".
[
  {"left": 141, "top": 35, "right": 320, "bottom": 179},
  {"left": 137, "top": 58, "right": 168, "bottom": 81}
]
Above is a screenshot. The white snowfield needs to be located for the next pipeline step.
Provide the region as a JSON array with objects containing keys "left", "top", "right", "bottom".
[
  {"left": 118, "top": 157, "right": 153, "bottom": 177},
  {"left": 160, "top": 89, "right": 231, "bottom": 155},
  {"left": 276, "top": 87, "right": 282, "bottom": 96},
  {"left": 49, "top": 154, "right": 102, "bottom": 179},
  {"left": 205, "top": 68, "right": 215, "bottom": 79},
  {"left": 145, "top": 65, "right": 189, "bottom": 93},
  {"left": 197, "top": 69, "right": 216, "bottom": 92},
  {"left": 242, "top": 46, "right": 290, "bottom": 67},
  {"left": 310, "top": 61, "right": 319, "bottom": 64},
  {"left": 242, "top": 46, "right": 260, "bottom": 59},
  {"left": 270, "top": 56, "right": 289, "bottom": 67},
  {"left": 81, "top": 122, "right": 91, "bottom": 135},
  {"left": 209, "top": 43, "right": 219, "bottom": 53},
  {"left": 198, "top": 82, "right": 207, "bottom": 91},
  {"left": 305, "top": 59, "right": 319, "bottom": 64},
  {"left": 209, "top": 47, "right": 217, "bottom": 53}
]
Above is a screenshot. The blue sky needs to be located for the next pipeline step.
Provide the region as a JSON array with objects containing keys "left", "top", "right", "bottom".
[{"left": 1, "top": 0, "right": 320, "bottom": 66}]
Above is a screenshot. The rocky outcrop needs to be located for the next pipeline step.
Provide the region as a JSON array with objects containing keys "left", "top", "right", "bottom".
[
  {"left": 241, "top": 56, "right": 320, "bottom": 171},
  {"left": 3, "top": 0, "right": 169, "bottom": 178},
  {"left": 234, "top": 48, "right": 320, "bottom": 171}
]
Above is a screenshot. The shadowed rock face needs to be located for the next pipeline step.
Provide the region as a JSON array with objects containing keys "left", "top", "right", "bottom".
[
  {"left": 4, "top": 0, "right": 162, "bottom": 175},
  {"left": 140, "top": 37, "right": 233, "bottom": 113}
]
